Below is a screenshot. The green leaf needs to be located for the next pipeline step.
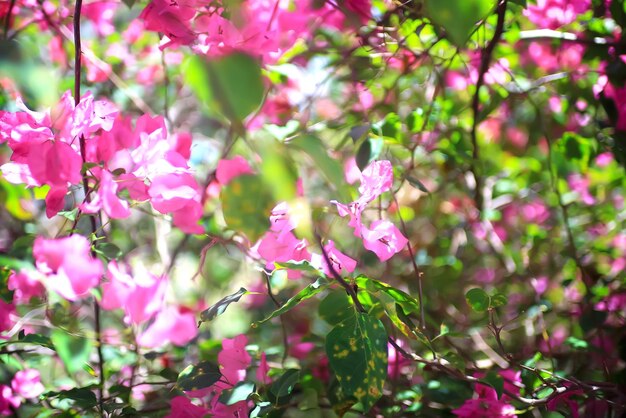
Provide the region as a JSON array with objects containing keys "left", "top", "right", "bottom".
[
  {"left": 94, "top": 242, "right": 122, "bottom": 260},
  {"left": 289, "top": 135, "right": 351, "bottom": 201},
  {"left": 482, "top": 371, "right": 504, "bottom": 399},
  {"left": 177, "top": 361, "right": 222, "bottom": 391},
  {"left": 356, "top": 276, "right": 420, "bottom": 315},
  {"left": 51, "top": 330, "right": 93, "bottom": 375},
  {"left": 45, "top": 387, "right": 98, "bottom": 410},
  {"left": 326, "top": 312, "right": 388, "bottom": 412},
  {"left": 0, "top": 333, "right": 55, "bottom": 350},
  {"left": 465, "top": 288, "right": 490, "bottom": 312},
  {"left": 269, "top": 369, "right": 300, "bottom": 404},
  {"left": 490, "top": 293, "right": 508, "bottom": 308},
  {"left": 319, "top": 290, "right": 354, "bottom": 325},
  {"left": 259, "top": 139, "right": 298, "bottom": 203},
  {"left": 256, "top": 277, "right": 330, "bottom": 325},
  {"left": 221, "top": 175, "right": 275, "bottom": 242},
  {"left": 199, "top": 287, "right": 247, "bottom": 324},
  {"left": 219, "top": 381, "right": 256, "bottom": 405},
  {"left": 406, "top": 176, "right": 431, "bottom": 194},
  {"left": 274, "top": 260, "right": 321, "bottom": 274},
  {"left": 58, "top": 208, "right": 79, "bottom": 222},
  {"left": 183, "top": 53, "right": 264, "bottom": 127},
  {"left": 425, "top": 0, "right": 495, "bottom": 46}
]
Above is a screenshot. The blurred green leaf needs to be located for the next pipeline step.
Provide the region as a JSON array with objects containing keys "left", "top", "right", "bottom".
[
  {"left": 221, "top": 175, "right": 274, "bottom": 242},
  {"left": 425, "top": 0, "right": 495, "bottom": 46},
  {"left": 199, "top": 287, "right": 248, "bottom": 324},
  {"left": 51, "top": 329, "right": 93, "bottom": 375},
  {"left": 256, "top": 277, "right": 330, "bottom": 325},
  {"left": 183, "top": 53, "right": 264, "bottom": 128},
  {"left": 465, "top": 288, "right": 490, "bottom": 312},
  {"left": 325, "top": 311, "right": 388, "bottom": 412},
  {"left": 177, "top": 361, "right": 222, "bottom": 391}
]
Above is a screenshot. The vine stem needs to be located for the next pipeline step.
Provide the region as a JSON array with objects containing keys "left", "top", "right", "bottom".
[
  {"left": 2, "top": 0, "right": 16, "bottom": 38},
  {"left": 73, "top": 1, "right": 105, "bottom": 415},
  {"left": 469, "top": 0, "right": 508, "bottom": 214}
]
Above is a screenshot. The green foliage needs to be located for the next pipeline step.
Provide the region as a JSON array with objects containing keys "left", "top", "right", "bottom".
[
  {"left": 183, "top": 52, "right": 265, "bottom": 128},
  {"left": 220, "top": 175, "right": 275, "bottom": 242},
  {"left": 177, "top": 361, "right": 222, "bottom": 391},
  {"left": 50, "top": 330, "right": 93, "bottom": 375},
  {"left": 424, "top": 0, "right": 495, "bottom": 46},
  {"left": 256, "top": 277, "right": 330, "bottom": 324},
  {"left": 199, "top": 287, "right": 248, "bottom": 324},
  {"left": 325, "top": 311, "right": 388, "bottom": 412}
]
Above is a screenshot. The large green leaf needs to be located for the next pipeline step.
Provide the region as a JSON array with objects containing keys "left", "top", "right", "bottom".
[
  {"left": 199, "top": 287, "right": 248, "bottom": 324},
  {"left": 289, "top": 135, "right": 351, "bottom": 201},
  {"left": 51, "top": 329, "right": 93, "bottom": 375},
  {"left": 177, "top": 361, "right": 222, "bottom": 392},
  {"left": 221, "top": 175, "right": 275, "bottom": 242},
  {"left": 256, "top": 277, "right": 330, "bottom": 325},
  {"left": 183, "top": 52, "right": 265, "bottom": 126},
  {"left": 325, "top": 311, "right": 388, "bottom": 412},
  {"left": 356, "top": 276, "right": 420, "bottom": 315},
  {"left": 319, "top": 290, "right": 354, "bottom": 325},
  {"left": 425, "top": 0, "right": 495, "bottom": 46}
]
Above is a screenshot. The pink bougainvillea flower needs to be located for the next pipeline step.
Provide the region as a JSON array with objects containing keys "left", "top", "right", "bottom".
[
  {"left": 452, "top": 397, "right": 517, "bottom": 417},
  {"left": 139, "top": 0, "right": 196, "bottom": 49},
  {"left": 0, "top": 385, "right": 20, "bottom": 415},
  {"left": 137, "top": 306, "right": 198, "bottom": 348},
  {"left": 524, "top": 0, "right": 590, "bottom": 29},
  {"left": 165, "top": 396, "right": 209, "bottom": 418},
  {"left": 310, "top": 240, "right": 357, "bottom": 277},
  {"left": 215, "top": 156, "right": 253, "bottom": 186},
  {"left": 0, "top": 300, "right": 15, "bottom": 335},
  {"left": 361, "top": 220, "right": 408, "bottom": 262},
  {"left": 82, "top": 0, "right": 118, "bottom": 36},
  {"left": 11, "top": 369, "right": 44, "bottom": 399},
  {"left": 256, "top": 352, "right": 271, "bottom": 385},
  {"left": 358, "top": 160, "right": 394, "bottom": 204},
  {"left": 568, "top": 173, "right": 595, "bottom": 205},
  {"left": 33, "top": 235, "right": 103, "bottom": 301},
  {"left": 101, "top": 262, "right": 166, "bottom": 325},
  {"left": 219, "top": 334, "right": 252, "bottom": 385},
  {"left": 547, "top": 387, "right": 584, "bottom": 418},
  {"left": 7, "top": 270, "right": 44, "bottom": 303}
]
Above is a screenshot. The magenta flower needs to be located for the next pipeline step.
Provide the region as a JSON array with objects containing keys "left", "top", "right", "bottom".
[
  {"left": 0, "top": 300, "right": 15, "bottom": 335},
  {"left": 100, "top": 262, "right": 166, "bottom": 325},
  {"left": 310, "top": 240, "right": 357, "bottom": 277},
  {"left": 7, "top": 270, "right": 44, "bottom": 303},
  {"left": 0, "top": 385, "right": 20, "bottom": 416},
  {"left": 11, "top": 369, "right": 44, "bottom": 399},
  {"left": 165, "top": 396, "right": 209, "bottom": 418},
  {"left": 33, "top": 236, "right": 103, "bottom": 301},
  {"left": 361, "top": 220, "right": 408, "bottom": 262},
  {"left": 137, "top": 306, "right": 198, "bottom": 348}
]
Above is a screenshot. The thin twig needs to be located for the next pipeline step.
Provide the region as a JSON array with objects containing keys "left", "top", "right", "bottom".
[
  {"left": 73, "top": 2, "right": 105, "bottom": 414},
  {"left": 469, "top": 0, "right": 508, "bottom": 213}
]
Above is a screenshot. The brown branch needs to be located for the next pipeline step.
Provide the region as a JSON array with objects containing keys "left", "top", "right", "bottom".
[
  {"left": 73, "top": 2, "right": 105, "bottom": 415},
  {"left": 469, "top": 0, "right": 508, "bottom": 213}
]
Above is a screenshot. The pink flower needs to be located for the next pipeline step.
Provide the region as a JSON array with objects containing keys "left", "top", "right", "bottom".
[
  {"left": 219, "top": 335, "right": 252, "bottom": 385},
  {"left": 256, "top": 353, "right": 271, "bottom": 385},
  {"left": 82, "top": 0, "right": 118, "bottom": 36},
  {"left": 358, "top": 160, "right": 394, "bottom": 204},
  {"left": 524, "top": 0, "right": 590, "bottom": 29},
  {"left": 137, "top": 306, "right": 198, "bottom": 348},
  {"left": 7, "top": 270, "right": 44, "bottom": 302},
  {"left": 216, "top": 156, "right": 253, "bottom": 186},
  {"left": 139, "top": 0, "right": 196, "bottom": 49},
  {"left": 166, "top": 396, "right": 209, "bottom": 418},
  {"left": 361, "top": 220, "right": 408, "bottom": 262},
  {"left": 0, "top": 300, "right": 15, "bottom": 334},
  {"left": 310, "top": 240, "right": 357, "bottom": 277},
  {"left": 33, "top": 236, "right": 103, "bottom": 301},
  {"left": 0, "top": 385, "right": 20, "bottom": 415},
  {"left": 101, "top": 262, "right": 166, "bottom": 325},
  {"left": 11, "top": 369, "right": 44, "bottom": 399},
  {"left": 568, "top": 173, "right": 595, "bottom": 205},
  {"left": 452, "top": 397, "right": 516, "bottom": 417}
]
